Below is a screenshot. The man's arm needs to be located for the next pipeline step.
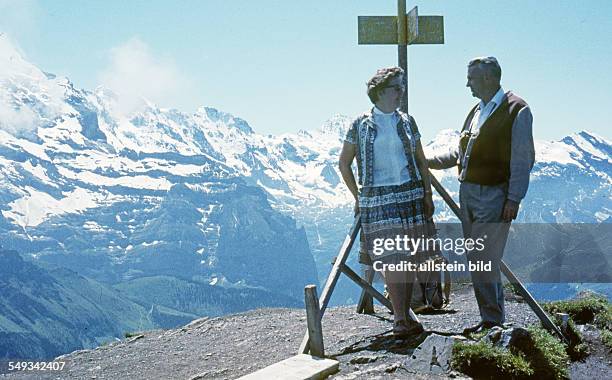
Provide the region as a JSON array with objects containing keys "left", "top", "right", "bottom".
[
  {"left": 427, "top": 146, "right": 460, "bottom": 170},
  {"left": 503, "top": 106, "right": 535, "bottom": 221}
]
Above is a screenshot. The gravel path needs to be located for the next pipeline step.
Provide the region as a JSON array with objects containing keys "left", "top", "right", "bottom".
[{"left": 2, "top": 284, "right": 609, "bottom": 380}]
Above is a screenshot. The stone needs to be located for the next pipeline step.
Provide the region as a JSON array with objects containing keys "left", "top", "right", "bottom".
[
  {"left": 350, "top": 355, "right": 379, "bottom": 364},
  {"left": 485, "top": 326, "right": 504, "bottom": 344},
  {"left": 485, "top": 326, "right": 531, "bottom": 352},
  {"left": 404, "top": 333, "right": 457, "bottom": 374}
]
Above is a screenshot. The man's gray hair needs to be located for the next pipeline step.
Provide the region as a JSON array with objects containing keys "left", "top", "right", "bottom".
[{"left": 468, "top": 56, "right": 502, "bottom": 81}]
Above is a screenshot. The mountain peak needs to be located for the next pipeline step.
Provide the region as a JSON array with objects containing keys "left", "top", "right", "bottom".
[
  {"left": 0, "top": 34, "right": 47, "bottom": 81},
  {"left": 561, "top": 130, "right": 611, "bottom": 162},
  {"left": 318, "top": 114, "right": 350, "bottom": 137},
  {"left": 195, "top": 106, "right": 253, "bottom": 134}
]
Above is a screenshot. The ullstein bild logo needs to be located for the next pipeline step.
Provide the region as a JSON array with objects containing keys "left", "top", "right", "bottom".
[{"left": 372, "top": 259, "right": 491, "bottom": 273}]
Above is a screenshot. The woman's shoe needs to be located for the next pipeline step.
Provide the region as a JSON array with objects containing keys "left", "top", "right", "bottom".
[{"left": 393, "top": 319, "right": 424, "bottom": 338}]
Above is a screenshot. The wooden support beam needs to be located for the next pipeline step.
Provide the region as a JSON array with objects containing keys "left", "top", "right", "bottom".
[
  {"left": 341, "top": 264, "right": 392, "bottom": 311},
  {"left": 299, "top": 216, "right": 361, "bottom": 354},
  {"left": 304, "top": 285, "right": 324, "bottom": 358},
  {"left": 356, "top": 267, "right": 375, "bottom": 314},
  {"left": 341, "top": 264, "right": 420, "bottom": 324},
  {"left": 501, "top": 262, "right": 567, "bottom": 343}
]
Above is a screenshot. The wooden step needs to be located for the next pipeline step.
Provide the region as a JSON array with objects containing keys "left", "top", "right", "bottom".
[{"left": 236, "top": 354, "right": 339, "bottom": 380}]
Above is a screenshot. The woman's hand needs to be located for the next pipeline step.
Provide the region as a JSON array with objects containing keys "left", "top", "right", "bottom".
[{"left": 423, "top": 194, "right": 434, "bottom": 218}]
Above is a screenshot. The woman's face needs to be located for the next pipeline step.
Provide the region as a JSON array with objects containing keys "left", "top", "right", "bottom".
[{"left": 376, "top": 75, "right": 405, "bottom": 111}]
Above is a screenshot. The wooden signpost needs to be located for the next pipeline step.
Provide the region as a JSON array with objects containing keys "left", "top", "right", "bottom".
[{"left": 358, "top": 1, "right": 444, "bottom": 113}]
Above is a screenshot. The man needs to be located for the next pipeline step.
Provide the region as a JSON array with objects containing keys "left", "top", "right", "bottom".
[{"left": 428, "top": 57, "right": 535, "bottom": 332}]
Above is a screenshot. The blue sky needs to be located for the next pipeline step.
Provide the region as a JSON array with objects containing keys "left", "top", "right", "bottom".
[{"left": 1, "top": 0, "right": 611, "bottom": 141}]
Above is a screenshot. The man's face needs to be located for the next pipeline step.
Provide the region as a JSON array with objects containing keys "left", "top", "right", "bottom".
[{"left": 466, "top": 65, "right": 487, "bottom": 100}]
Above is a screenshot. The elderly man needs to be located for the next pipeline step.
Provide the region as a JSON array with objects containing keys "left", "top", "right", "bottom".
[{"left": 428, "top": 57, "right": 535, "bottom": 332}]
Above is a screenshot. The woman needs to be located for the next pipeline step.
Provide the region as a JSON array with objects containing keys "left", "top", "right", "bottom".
[{"left": 338, "top": 67, "right": 434, "bottom": 337}]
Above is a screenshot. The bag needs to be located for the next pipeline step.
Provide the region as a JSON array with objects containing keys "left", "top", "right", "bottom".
[
  {"left": 411, "top": 220, "right": 452, "bottom": 312},
  {"left": 413, "top": 255, "right": 451, "bottom": 311}
]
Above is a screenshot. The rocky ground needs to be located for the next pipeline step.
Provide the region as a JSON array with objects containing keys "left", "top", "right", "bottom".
[{"left": 2, "top": 284, "right": 610, "bottom": 380}]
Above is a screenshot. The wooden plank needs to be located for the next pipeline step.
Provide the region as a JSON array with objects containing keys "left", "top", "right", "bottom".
[
  {"left": 358, "top": 16, "right": 397, "bottom": 44},
  {"left": 356, "top": 267, "right": 375, "bottom": 314},
  {"left": 358, "top": 14, "right": 442, "bottom": 45},
  {"left": 411, "top": 16, "right": 444, "bottom": 45},
  {"left": 237, "top": 354, "right": 339, "bottom": 380},
  {"left": 304, "top": 285, "right": 324, "bottom": 357},
  {"left": 299, "top": 216, "right": 361, "bottom": 354},
  {"left": 407, "top": 6, "right": 419, "bottom": 44}
]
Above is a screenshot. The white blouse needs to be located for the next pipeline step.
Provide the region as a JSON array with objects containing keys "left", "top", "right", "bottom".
[{"left": 371, "top": 107, "right": 410, "bottom": 186}]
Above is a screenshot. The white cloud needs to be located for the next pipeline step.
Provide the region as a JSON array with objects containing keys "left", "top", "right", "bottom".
[
  {"left": 0, "top": 0, "right": 41, "bottom": 43},
  {"left": 97, "top": 37, "right": 191, "bottom": 115}
]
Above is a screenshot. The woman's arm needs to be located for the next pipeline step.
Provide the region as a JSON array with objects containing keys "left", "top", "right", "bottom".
[{"left": 339, "top": 141, "right": 360, "bottom": 215}]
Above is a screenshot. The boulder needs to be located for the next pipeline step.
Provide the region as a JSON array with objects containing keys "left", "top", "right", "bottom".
[{"left": 404, "top": 333, "right": 457, "bottom": 374}]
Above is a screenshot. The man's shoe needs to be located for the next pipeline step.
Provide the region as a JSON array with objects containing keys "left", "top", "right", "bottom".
[
  {"left": 462, "top": 321, "right": 502, "bottom": 335},
  {"left": 462, "top": 321, "right": 483, "bottom": 335},
  {"left": 393, "top": 319, "right": 424, "bottom": 338}
]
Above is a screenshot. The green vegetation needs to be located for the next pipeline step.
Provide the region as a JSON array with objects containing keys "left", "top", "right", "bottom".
[
  {"left": 525, "top": 326, "right": 570, "bottom": 380},
  {"left": 452, "top": 341, "right": 533, "bottom": 379},
  {"left": 452, "top": 294, "right": 611, "bottom": 379},
  {"left": 452, "top": 327, "right": 570, "bottom": 379},
  {"left": 543, "top": 293, "right": 610, "bottom": 328},
  {"left": 601, "top": 329, "right": 612, "bottom": 351},
  {"left": 544, "top": 293, "right": 612, "bottom": 352},
  {"left": 503, "top": 281, "right": 522, "bottom": 297},
  {"left": 550, "top": 314, "right": 589, "bottom": 360}
]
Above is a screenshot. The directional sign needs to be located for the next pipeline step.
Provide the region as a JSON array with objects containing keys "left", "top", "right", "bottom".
[
  {"left": 358, "top": 1, "right": 445, "bottom": 114},
  {"left": 358, "top": 15, "right": 444, "bottom": 45},
  {"left": 407, "top": 6, "right": 419, "bottom": 44},
  {"left": 411, "top": 16, "right": 444, "bottom": 44}
]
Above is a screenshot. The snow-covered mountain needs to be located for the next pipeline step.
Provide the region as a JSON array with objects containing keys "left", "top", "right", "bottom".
[
  {"left": 1, "top": 32, "right": 610, "bottom": 309},
  {"left": 0, "top": 35, "right": 317, "bottom": 304}
]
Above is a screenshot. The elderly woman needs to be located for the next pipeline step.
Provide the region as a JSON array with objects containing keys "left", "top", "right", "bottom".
[{"left": 339, "top": 67, "right": 434, "bottom": 337}]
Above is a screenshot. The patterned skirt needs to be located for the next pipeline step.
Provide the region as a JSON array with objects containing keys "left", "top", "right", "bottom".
[{"left": 359, "top": 181, "right": 429, "bottom": 264}]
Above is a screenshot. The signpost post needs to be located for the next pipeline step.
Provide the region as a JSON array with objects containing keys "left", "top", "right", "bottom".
[{"left": 358, "top": 1, "right": 444, "bottom": 114}]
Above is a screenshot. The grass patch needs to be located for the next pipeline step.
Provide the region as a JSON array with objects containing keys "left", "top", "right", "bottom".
[
  {"left": 543, "top": 293, "right": 611, "bottom": 328},
  {"left": 550, "top": 314, "right": 589, "bottom": 361},
  {"left": 452, "top": 327, "right": 570, "bottom": 379},
  {"left": 601, "top": 329, "right": 612, "bottom": 351},
  {"left": 524, "top": 326, "right": 570, "bottom": 379},
  {"left": 503, "top": 282, "right": 522, "bottom": 297},
  {"left": 452, "top": 341, "right": 533, "bottom": 379},
  {"left": 544, "top": 292, "right": 612, "bottom": 353}
]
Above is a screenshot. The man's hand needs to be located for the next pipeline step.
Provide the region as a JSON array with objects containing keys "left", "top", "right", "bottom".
[
  {"left": 354, "top": 200, "right": 360, "bottom": 216},
  {"left": 424, "top": 194, "right": 434, "bottom": 218},
  {"left": 502, "top": 199, "right": 520, "bottom": 222}
]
